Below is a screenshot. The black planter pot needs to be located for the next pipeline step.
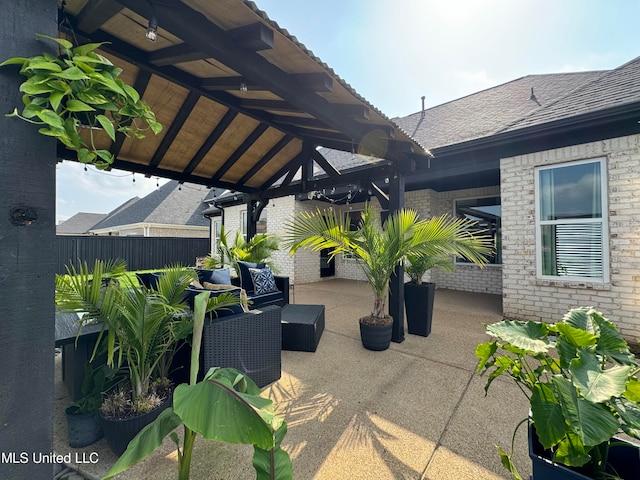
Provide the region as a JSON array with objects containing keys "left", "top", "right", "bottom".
[
  {"left": 404, "top": 282, "right": 435, "bottom": 337},
  {"left": 529, "top": 422, "right": 640, "bottom": 479},
  {"left": 359, "top": 319, "right": 393, "bottom": 351},
  {"left": 100, "top": 394, "right": 172, "bottom": 456},
  {"left": 65, "top": 407, "right": 103, "bottom": 448}
]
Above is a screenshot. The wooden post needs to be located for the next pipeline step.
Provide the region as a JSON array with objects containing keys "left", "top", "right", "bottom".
[
  {"left": 388, "top": 171, "right": 405, "bottom": 343},
  {"left": 0, "top": 2, "right": 57, "bottom": 478}
]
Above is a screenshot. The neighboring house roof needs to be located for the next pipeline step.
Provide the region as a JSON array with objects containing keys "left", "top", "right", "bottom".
[
  {"left": 56, "top": 212, "right": 107, "bottom": 235},
  {"left": 393, "top": 71, "right": 606, "bottom": 150},
  {"left": 91, "top": 181, "right": 210, "bottom": 231}
]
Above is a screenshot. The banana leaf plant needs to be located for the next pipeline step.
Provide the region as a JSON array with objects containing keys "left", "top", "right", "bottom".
[
  {"left": 103, "top": 291, "right": 292, "bottom": 480},
  {"left": 1, "top": 34, "right": 162, "bottom": 169},
  {"left": 476, "top": 307, "right": 640, "bottom": 480}
]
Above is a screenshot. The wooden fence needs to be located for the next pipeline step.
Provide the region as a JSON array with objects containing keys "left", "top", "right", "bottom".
[{"left": 56, "top": 236, "right": 210, "bottom": 274}]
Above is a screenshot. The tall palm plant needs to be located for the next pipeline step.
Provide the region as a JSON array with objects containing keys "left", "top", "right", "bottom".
[
  {"left": 205, "top": 225, "right": 280, "bottom": 275},
  {"left": 284, "top": 203, "right": 493, "bottom": 323}
]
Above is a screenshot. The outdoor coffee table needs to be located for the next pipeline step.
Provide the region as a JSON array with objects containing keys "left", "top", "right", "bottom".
[{"left": 280, "top": 304, "right": 325, "bottom": 352}]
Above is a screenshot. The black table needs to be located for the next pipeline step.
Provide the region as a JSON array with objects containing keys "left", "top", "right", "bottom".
[
  {"left": 55, "top": 313, "right": 105, "bottom": 400},
  {"left": 280, "top": 304, "right": 325, "bottom": 352}
]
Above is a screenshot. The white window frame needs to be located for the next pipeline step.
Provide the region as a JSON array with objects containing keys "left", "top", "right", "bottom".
[
  {"left": 534, "top": 157, "right": 609, "bottom": 282},
  {"left": 241, "top": 210, "right": 247, "bottom": 240}
]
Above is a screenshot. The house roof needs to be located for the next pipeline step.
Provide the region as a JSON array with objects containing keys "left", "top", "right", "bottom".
[
  {"left": 393, "top": 71, "right": 605, "bottom": 150},
  {"left": 90, "top": 180, "right": 209, "bottom": 230},
  {"left": 56, "top": 212, "right": 107, "bottom": 235},
  {"left": 58, "top": 0, "right": 429, "bottom": 199},
  {"left": 503, "top": 55, "right": 640, "bottom": 132}
]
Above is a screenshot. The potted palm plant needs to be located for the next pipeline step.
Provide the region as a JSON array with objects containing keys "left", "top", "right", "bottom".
[
  {"left": 55, "top": 260, "right": 202, "bottom": 455},
  {"left": 476, "top": 307, "right": 640, "bottom": 480},
  {"left": 102, "top": 291, "right": 292, "bottom": 480},
  {"left": 284, "top": 203, "right": 492, "bottom": 350},
  {"left": 404, "top": 251, "right": 455, "bottom": 337},
  {"left": 1, "top": 34, "right": 162, "bottom": 169}
]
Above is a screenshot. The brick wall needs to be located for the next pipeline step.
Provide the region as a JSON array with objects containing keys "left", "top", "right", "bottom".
[
  {"left": 406, "top": 186, "right": 503, "bottom": 294},
  {"left": 501, "top": 133, "right": 640, "bottom": 340}
]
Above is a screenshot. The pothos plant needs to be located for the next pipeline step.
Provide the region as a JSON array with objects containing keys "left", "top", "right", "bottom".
[
  {"left": 1, "top": 34, "right": 162, "bottom": 169},
  {"left": 476, "top": 307, "right": 640, "bottom": 480}
]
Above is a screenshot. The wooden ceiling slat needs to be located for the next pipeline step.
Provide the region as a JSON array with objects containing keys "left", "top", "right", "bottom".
[
  {"left": 211, "top": 123, "right": 270, "bottom": 182},
  {"left": 183, "top": 109, "right": 238, "bottom": 175},
  {"left": 220, "top": 128, "right": 286, "bottom": 184},
  {"left": 237, "top": 133, "right": 293, "bottom": 185},
  {"left": 148, "top": 90, "right": 200, "bottom": 168}
]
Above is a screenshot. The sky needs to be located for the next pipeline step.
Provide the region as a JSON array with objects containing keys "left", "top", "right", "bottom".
[{"left": 56, "top": 0, "right": 640, "bottom": 223}]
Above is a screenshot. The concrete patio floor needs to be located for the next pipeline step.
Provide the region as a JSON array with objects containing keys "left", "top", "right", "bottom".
[{"left": 54, "top": 279, "right": 532, "bottom": 480}]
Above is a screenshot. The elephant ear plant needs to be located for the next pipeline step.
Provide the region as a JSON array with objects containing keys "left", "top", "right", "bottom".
[
  {"left": 103, "top": 291, "right": 292, "bottom": 480},
  {"left": 1, "top": 34, "right": 162, "bottom": 169},
  {"left": 476, "top": 307, "right": 640, "bottom": 480}
]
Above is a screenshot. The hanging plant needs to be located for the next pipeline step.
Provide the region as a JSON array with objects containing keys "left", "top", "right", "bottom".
[{"left": 1, "top": 34, "right": 162, "bottom": 169}]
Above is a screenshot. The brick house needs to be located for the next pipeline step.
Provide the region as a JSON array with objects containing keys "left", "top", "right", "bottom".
[{"left": 214, "top": 55, "right": 640, "bottom": 341}]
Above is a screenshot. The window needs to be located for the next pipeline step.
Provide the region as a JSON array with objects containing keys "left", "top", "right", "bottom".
[
  {"left": 535, "top": 158, "right": 608, "bottom": 281},
  {"left": 455, "top": 196, "right": 501, "bottom": 264},
  {"left": 212, "top": 218, "right": 222, "bottom": 254},
  {"left": 241, "top": 210, "right": 247, "bottom": 240}
]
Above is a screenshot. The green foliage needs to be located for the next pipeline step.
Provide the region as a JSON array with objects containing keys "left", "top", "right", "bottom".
[
  {"left": 1, "top": 34, "right": 162, "bottom": 169},
  {"left": 476, "top": 307, "right": 640, "bottom": 479},
  {"left": 103, "top": 292, "right": 292, "bottom": 480},
  {"left": 213, "top": 226, "right": 281, "bottom": 276},
  {"left": 284, "top": 203, "right": 492, "bottom": 319}
]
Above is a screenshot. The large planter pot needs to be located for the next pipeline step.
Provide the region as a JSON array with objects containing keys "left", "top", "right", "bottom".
[
  {"left": 404, "top": 282, "right": 435, "bottom": 337},
  {"left": 100, "top": 394, "right": 172, "bottom": 456},
  {"left": 65, "top": 407, "right": 103, "bottom": 448},
  {"left": 359, "top": 318, "right": 393, "bottom": 351},
  {"left": 529, "top": 422, "right": 640, "bottom": 479}
]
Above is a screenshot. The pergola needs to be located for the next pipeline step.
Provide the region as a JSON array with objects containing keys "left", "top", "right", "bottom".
[{"left": 1, "top": 2, "right": 429, "bottom": 476}]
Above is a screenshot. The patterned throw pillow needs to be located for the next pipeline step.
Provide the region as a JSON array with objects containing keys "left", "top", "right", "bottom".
[{"left": 248, "top": 267, "right": 278, "bottom": 295}]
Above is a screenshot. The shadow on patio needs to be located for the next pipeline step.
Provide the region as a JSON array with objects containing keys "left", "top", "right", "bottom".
[{"left": 54, "top": 279, "right": 531, "bottom": 480}]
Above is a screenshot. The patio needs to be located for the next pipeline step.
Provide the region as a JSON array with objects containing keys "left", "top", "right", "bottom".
[{"left": 54, "top": 279, "right": 531, "bottom": 480}]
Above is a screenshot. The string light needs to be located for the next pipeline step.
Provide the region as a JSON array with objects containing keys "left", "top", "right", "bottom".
[
  {"left": 239, "top": 80, "right": 248, "bottom": 94},
  {"left": 132, "top": 173, "right": 136, "bottom": 183},
  {"left": 146, "top": 16, "right": 158, "bottom": 42}
]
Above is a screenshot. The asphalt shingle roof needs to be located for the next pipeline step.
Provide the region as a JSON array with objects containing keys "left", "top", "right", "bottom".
[
  {"left": 503, "top": 55, "right": 640, "bottom": 132},
  {"left": 393, "top": 71, "right": 605, "bottom": 150},
  {"left": 56, "top": 213, "right": 107, "bottom": 235},
  {"left": 91, "top": 181, "right": 209, "bottom": 230}
]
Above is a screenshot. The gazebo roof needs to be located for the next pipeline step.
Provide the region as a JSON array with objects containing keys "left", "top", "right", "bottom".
[{"left": 59, "top": 0, "right": 429, "bottom": 198}]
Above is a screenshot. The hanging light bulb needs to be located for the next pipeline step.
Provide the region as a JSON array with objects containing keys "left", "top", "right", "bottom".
[
  {"left": 239, "top": 80, "right": 248, "bottom": 94},
  {"left": 132, "top": 173, "right": 136, "bottom": 183},
  {"left": 146, "top": 16, "right": 158, "bottom": 42},
  {"left": 156, "top": 178, "right": 159, "bottom": 187},
  {"left": 179, "top": 183, "right": 182, "bottom": 191}
]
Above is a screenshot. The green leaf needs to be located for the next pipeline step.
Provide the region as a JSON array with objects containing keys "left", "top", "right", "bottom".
[
  {"left": 496, "top": 445, "right": 524, "bottom": 480},
  {"left": 49, "top": 91, "right": 65, "bottom": 111},
  {"left": 555, "top": 323, "right": 597, "bottom": 348},
  {"left": 102, "top": 407, "right": 183, "bottom": 479},
  {"left": 35, "top": 34, "right": 73, "bottom": 51},
  {"left": 475, "top": 341, "right": 498, "bottom": 373},
  {"left": 72, "top": 42, "right": 108, "bottom": 57},
  {"left": 65, "top": 99, "right": 95, "bottom": 112},
  {"left": 95, "top": 150, "right": 114, "bottom": 164},
  {"left": 624, "top": 377, "right": 640, "bottom": 402},
  {"left": 486, "top": 320, "right": 551, "bottom": 353},
  {"left": 552, "top": 432, "right": 591, "bottom": 467},
  {"left": 77, "top": 148, "right": 96, "bottom": 163},
  {"left": 35, "top": 109, "right": 64, "bottom": 128},
  {"left": 20, "top": 81, "right": 55, "bottom": 95},
  {"left": 253, "top": 422, "right": 293, "bottom": 480},
  {"left": 23, "top": 60, "right": 63, "bottom": 73},
  {"left": 570, "top": 349, "right": 631, "bottom": 403},
  {"left": 0, "top": 57, "right": 28, "bottom": 66},
  {"left": 612, "top": 397, "right": 640, "bottom": 439},
  {"left": 593, "top": 312, "right": 638, "bottom": 365},
  {"left": 22, "top": 103, "right": 43, "bottom": 119},
  {"left": 122, "top": 83, "right": 140, "bottom": 103},
  {"left": 530, "top": 383, "right": 567, "bottom": 448},
  {"left": 96, "top": 114, "right": 116, "bottom": 140},
  {"left": 552, "top": 375, "right": 620, "bottom": 447},
  {"left": 173, "top": 376, "right": 275, "bottom": 449},
  {"left": 54, "top": 66, "right": 89, "bottom": 81}
]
